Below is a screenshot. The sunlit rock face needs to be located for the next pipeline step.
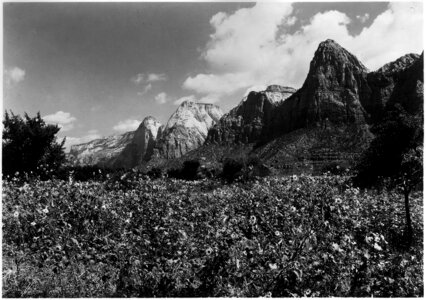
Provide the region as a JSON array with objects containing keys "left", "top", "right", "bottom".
[
  {"left": 68, "top": 132, "right": 135, "bottom": 166},
  {"left": 111, "top": 116, "right": 163, "bottom": 168},
  {"left": 154, "top": 101, "right": 223, "bottom": 159}
]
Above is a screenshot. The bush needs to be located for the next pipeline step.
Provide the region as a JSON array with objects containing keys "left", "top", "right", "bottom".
[
  {"left": 222, "top": 157, "right": 244, "bottom": 183},
  {"left": 147, "top": 167, "right": 163, "bottom": 179},
  {"left": 2, "top": 111, "right": 66, "bottom": 176},
  {"left": 167, "top": 160, "right": 201, "bottom": 181}
]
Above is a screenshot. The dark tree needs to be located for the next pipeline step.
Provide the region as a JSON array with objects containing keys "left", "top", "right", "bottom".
[
  {"left": 354, "top": 105, "right": 423, "bottom": 244},
  {"left": 2, "top": 111, "right": 66, "bottom": 176}
]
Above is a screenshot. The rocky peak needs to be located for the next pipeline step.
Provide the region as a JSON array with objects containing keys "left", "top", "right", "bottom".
[
  {"left": 206, "top": 85, "right": 296, "bottom": 144},
  {"left": 110, "top": 116, "right": 163, "bottom": 169},
  {"left": 375, "top": 53, "right": 420, "bottom": 76},
  {"left": 154, "top": 101, "right": 223, "bottom": 159}
]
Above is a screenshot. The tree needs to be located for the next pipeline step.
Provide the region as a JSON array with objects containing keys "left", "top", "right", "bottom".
[
  {"left": 354, "top": 105, "right": 423, "bottom": 244},
  {"left": 2, "top": 111, "right": 66, "bottom": 176}
]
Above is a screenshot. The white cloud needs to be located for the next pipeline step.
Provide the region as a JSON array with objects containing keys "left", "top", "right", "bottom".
[
  {"left": 131, "top": 73, "right": 145, "bottom": 84},
  {"left": 137, "top": 83, "right": 152, "bottom": 96},
  {"left": 63, "top": 130, "right": 101, "bottom": 152},
  {"left": 183, "top": 2, "right": 423, "bottom": 103},
  {"left": 131, "top": 73, "right": 167, "bottom": 85},
  {"left": 4, "top": 66, "right": 26, "bottom": 85},
  {"left": 147, "top": 73, "right": 167, "bottom": 82},
  {"left": 356, "top": 13, "right": 370, "bottom": 23},
  {"left": 154, "top": 92, "right": 168, "bottom": 104},
  {"left": 43, "top": 111, "right": 77, "bottom": 132},
  {"left": 112, "top": 119, "right": 141, "bottom": 132},
  {"left": 173, "top": 95, "right": 197, "bottom": 106}
]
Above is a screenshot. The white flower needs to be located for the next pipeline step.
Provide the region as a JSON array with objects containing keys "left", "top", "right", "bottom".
[
  {"left": 30, "top": 221, "right": 36, "bottom": 226},
  {"left": 13, "top": 211, "right": 19, "bottom": 218},
  {"left": 42, "top": 207, "right": 49, "bottom": 214},
  {"left": 269, "top": 263, "right": 278, "bottom": 270}
]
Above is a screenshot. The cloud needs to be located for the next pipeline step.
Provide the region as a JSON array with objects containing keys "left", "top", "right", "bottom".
[
  {"left": 137, "top": 83, "right": 152, "bottom": 96},
  {"left": 154, "top": 92, "right": 168, "bottom": 104},
  {"left": 131, "top": 73, "right": 145, "bottom": 84},
  {"left": 183, "top": 2, "right": 423, "bottom": 103},
  {"left": 112, "top": 119, "right": 141, "bottom": 132},
  {"left": 173, "top": 95, "right": 197, "bottom": 106},
  {"left": 131, "top": 73, "right": 167, "bottom": 85},
  {"left": 43, "top": 111, "right": 77, "bottom": 132},
  {"left": 4, "top": 66, "right": 26, "bottom": 85},
  {"left": 147, "top": 73, "right": 167, "bottom": 82},
  {"left": 356, "top": 13, "right": 370, "bottom": 23},
  {"left": 63, "top": 130, "right": 101, "bottom": 152}
]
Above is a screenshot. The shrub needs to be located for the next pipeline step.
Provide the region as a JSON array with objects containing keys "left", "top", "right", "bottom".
[
  {"left": 2, "top": 111, "right": 66, "bottom": 176},
  {"left": 222, "top": 157, "right": 244, "bottom": 183}
]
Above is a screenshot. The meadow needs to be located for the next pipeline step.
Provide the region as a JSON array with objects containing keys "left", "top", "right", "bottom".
[{"left": 2, "top": 173, "right": 423, "bottom": 297}]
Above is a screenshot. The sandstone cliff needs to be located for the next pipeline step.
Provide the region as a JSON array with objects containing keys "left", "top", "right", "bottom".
[
  {"left": 68, "top": 131, "right": 134, "bottom": 166},
  {"left": 110, "top": 116, "right": 163, "bottom": 169},
  {"left": 206, "top": 85, "right": 296, "bottom": 144},
  {"left": 154, "top": 101, "right": 223, "bottom": 159}
]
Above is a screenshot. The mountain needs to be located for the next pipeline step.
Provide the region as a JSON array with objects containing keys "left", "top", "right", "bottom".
[
  {"left": 110, "top": 116, "right": 163, "bottom": 169},
  {"left": 367, "top": 53, "right": 420, "bottom": 121},
  {"left": 177, "top": 40, "right": 423, "bottom": 174},
  {"left": 67, "top": 131, "right": 134, "bottom": 166},
  {"left": 206, "top": 85, "right": 296, "bottom": 144},
  {"left": 152, "top": 101, "right": 223, "bottom": 160}
]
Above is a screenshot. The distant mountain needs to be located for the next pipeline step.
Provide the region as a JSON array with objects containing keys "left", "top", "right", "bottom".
[
  {"left": 152, "top": 101, "right": 223, "bottom": 160},
  {"left": 67, "top": 131, "right": 134, "bottom": 166},
  {"left": 67, "top": 39, "right": 423, "bottom": 174},
  {"left": 110, "top": 116, "right": 163, "bottom": 169},
  {"left": 176, "top": 40, "right": 423, "bottom": 174}
]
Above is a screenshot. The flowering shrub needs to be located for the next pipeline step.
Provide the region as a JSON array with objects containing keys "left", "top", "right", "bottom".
[{"left": 2, "top": 175, "right": 423, "bottom": 297}]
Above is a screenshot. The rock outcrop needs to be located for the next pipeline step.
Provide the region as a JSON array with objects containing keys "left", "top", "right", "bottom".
[
  {"left": 367, "top": 53, "right": 420, "bottom": 121},
  {"left": 266, "top": 39, "right": 372, "bottom": 139},
  {"left": 386, "top": 52, "right": 423, "bottom": 115},
  {"left": 110, "top": 116, "right": 163, "bottom": 169},
  {"left": 206, "top": 85, "right": 296, "bottom": 144},
  {"left": 68, "top": 131, "right": 134, "bottom": 166},
  {"left": 154, "top": 101, "right": 223, "bottom": 159}
]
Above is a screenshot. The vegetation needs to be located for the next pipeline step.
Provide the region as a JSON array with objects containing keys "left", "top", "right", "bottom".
[
  {"left": 3, "top": 174, "right": 423, "bottom": 297},
  {"left": 2, "top": 111, "right": 66, "bottom": 176},
  {"left": 355, "top": 106, "right": 423, "bottom": 244}
]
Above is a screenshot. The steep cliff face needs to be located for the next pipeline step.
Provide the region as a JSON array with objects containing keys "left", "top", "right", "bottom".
[
  {"left": 267, "top": 39, "right": 371, "bottom": 139},
  {"left": 154, "top": 101, "right": 223, "bottom": 159},
  {"left": 68, "top": 131, "right": 134, "bottom": 166},
  {"left": 386, "top": 52, "right": 423, "bottom": 115},
  {"left": 110, "top": 116, "right": 163, "bottom": 169},
  {"left": 366, "top": 53, "right": 420, "bottom": 121},
  {"left": 206, "top": 85, "right": 296, "bottom": 144}
]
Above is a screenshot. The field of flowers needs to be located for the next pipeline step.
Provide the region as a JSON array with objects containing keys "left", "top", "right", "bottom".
[{"left": 2, "top": 174, "right": 423, "bottom": 297}]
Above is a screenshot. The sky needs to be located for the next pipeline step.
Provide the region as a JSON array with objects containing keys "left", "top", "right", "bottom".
[{"left": 3, "top": 1, "right": 423, "bottom": 151}]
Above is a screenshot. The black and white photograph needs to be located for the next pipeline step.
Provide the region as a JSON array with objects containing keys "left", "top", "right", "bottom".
[{"left": 2, "top": 0, "right": 424, "bottom": 297}]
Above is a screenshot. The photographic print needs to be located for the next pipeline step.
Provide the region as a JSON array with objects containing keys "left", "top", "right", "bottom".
[{"left": 2, "top": 1, "right": 423, "bottom": 297}]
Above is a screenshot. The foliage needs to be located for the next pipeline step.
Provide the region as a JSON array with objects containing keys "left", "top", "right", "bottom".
[
  {"left": 222, "top": 157, "right": 244, "bottom": 183},
  {"left": 3, "top": 174, "right": 423, "bottom": 297},
  {"left": 167, "top": 160, "right": 200, "bottom": 181},
  {"left": 2, "top": 111, "right": 66, "bottom": 176},
  {"left": 354, "top": 106, "right": 423, "bottom": 188}
]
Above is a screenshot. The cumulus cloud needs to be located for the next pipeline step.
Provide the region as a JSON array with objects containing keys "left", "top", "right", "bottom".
[
  {"left": 43, "top": 111, "right": 77, "bottom": 132},
  {"left": 63, "top": 130, "right": 102, "bottom": 152},
  {"left": 154, "top": 92, "right": 168, "bottom": 104},
  {"left": 131, "top": 73, "right": 145, "bottom": 84},
  {"left": 173, "top": 95, "right": 197, "bottom": 106},
  {"left": 183, "top": 2, "right": 423, "bottom": 103},
  {"left": 112, "top": 119, "right": 141, "bottom": 132},
  {"left": 4, "top": 66, "right": 26, "bottom": 86}
]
